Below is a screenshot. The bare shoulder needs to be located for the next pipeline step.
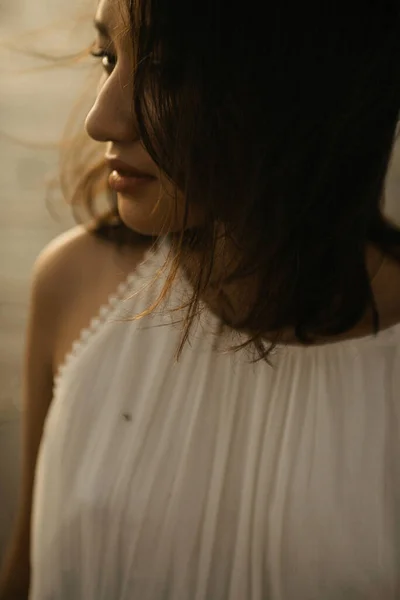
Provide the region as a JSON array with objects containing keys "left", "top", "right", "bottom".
[
  {"left": 32, "top": 225, "right": 152, "bottom": 373},
  {"left": 33, "top": 225, "right": 123, "bottom": 290},
  {"left": 28, "top": 227, "right": 96, "bottom": 345},
  {"left": 0, "top": 227, "right": 101, "bottom": 594},
  {"left": 0, "top": 226, "right": 152, "bottom": 595},
  {"left": 33, "top": 224, "right": 150, "bottom": 303}
]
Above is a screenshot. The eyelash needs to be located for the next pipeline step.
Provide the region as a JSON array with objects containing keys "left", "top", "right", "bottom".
[
  {"left": 90, "top": 47, "right": 117, "bottom": 73},
  {"left": 90, "top": 45, "right": 163, "bottom": 77}
]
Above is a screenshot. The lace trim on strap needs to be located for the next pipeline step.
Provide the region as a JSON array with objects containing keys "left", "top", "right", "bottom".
[{"left": 53, "top": 239, "right": 167, "bottom": 391}]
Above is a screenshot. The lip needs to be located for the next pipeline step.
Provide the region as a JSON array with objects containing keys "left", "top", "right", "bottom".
[
  {"left": 105, "top": 156, "right": 156, "bottom": 179},
  {"left": 108, "top": 170, "right": 156, "bottom": 194},
  {"left": 105, "top": 156, "right": 157, "bottom": 194}
]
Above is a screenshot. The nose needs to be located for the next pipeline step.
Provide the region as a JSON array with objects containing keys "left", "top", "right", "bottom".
[{"left": 85, "top": 70, "right": 139, "bottom": 144}]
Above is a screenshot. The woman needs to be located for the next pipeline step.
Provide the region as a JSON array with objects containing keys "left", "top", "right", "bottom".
[{"left": 1, "top": 0, "right": 400, "bottom": 598}]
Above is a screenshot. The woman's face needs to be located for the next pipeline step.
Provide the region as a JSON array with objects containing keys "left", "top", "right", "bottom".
[{"left": 85, "top": 0, "right": 204, "bottom": 236}]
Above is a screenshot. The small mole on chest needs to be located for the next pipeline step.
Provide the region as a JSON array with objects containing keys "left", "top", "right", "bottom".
[{"left": 122, "top": 412, "right": 132, "bottom": 422}]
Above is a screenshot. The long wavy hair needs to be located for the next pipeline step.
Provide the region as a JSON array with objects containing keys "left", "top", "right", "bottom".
[{"left": 61, "top": 0, "right": 400, "bottom": 361}]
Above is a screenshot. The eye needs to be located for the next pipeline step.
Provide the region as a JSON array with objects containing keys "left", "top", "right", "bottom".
[{"left": 90, "top": 46, "right": 117, "bottom": 74}]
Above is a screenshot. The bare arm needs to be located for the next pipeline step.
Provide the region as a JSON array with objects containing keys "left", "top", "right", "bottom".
[
  {"left": 0, "top": 226, "right": 147, "bottom": 599},
  {"left": 0, "top": 241, "right": 64, "bottom": 599}
]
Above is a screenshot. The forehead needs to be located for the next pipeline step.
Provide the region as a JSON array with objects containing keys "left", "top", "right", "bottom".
[{"left": 95, "top": 0, "right": 131, "bottom": 38}]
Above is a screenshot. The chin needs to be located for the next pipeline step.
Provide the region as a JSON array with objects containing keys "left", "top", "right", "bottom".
[
  {"left": 117, "top": 193, "right": 204, "bottom": 237},
  {"left": 116, "top": 193, "right": 171, "bottom": 235}
]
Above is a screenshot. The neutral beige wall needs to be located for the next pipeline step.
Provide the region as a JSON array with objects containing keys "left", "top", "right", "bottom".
[
  {"left": 0, "top": 0, "right": 93, "bottom": 418},
  {"left": 0, "top": 0, "right": 91, "bottom": 558}
]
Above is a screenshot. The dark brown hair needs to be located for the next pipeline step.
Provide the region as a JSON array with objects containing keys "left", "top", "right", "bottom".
[{"left": 63, "top": 0, "right": 400, "bottom": 361}]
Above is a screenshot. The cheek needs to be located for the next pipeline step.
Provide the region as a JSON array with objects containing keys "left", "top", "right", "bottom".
[
  {"left": 117, "top": 180, "right": 205, "bottom": 236},
  {"left": 160, "top": 178, "right": 206, "bottom": 230}
]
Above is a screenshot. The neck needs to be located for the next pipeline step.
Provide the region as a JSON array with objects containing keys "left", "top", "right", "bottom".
[{"left": 178, "top": 239, "right": 397, "bottom": 346}]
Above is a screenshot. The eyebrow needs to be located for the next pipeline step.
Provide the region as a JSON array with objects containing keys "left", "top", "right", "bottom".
[{"left": 93, "top": 18, "right": 110, "bottom": 38}]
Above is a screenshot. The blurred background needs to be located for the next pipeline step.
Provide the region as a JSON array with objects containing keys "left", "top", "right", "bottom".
[
  {"left": 1, "top": 0, "right": 400, "bottom": 562},
  {"left": 0, "top": 0, "right": 93, "bottom": 559}
]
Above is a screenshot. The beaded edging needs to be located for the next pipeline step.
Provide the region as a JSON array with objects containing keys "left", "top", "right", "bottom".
[{"left": 53, "top": 241, "right": 165, "bottom": 392}]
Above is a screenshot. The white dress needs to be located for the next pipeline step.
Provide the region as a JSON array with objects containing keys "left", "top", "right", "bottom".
[{"left": 30, "top": 237, "right": 400, "bottom": 600}]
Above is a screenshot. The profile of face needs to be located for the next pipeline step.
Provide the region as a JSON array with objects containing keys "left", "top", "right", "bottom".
[{"left": 85, "top": 0, "right": 204, "bottom": 236}]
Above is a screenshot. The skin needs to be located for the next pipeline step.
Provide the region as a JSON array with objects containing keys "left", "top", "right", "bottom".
[
  {"left": 85, "top": 0, "right": 400, "bottom": 344},
  {"left": 85, "top": 0, "right": 205, "bottom": 236},
  {"left": 1, "top": 4, "right": 400, "bottom": 599},
  {"left": 0, "top": 227, "right": 149, "bottom": 600}
]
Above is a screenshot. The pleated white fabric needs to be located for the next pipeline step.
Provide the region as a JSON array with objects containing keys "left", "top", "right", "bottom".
[{"left": 30, "top": 237, "right": 400, "bottom": 600}]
